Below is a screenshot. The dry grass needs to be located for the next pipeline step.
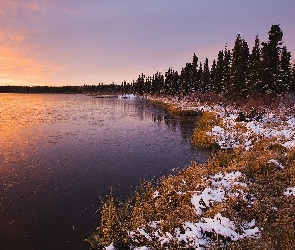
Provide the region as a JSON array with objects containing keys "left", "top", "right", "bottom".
[
  {"left": 191, "top": 111, "right": 223, "bottom": 149},
  {"left": 87, "top": 141, "right": 295, "bottom": 249},
  {"left": 87, "top": 94, "right": 295, "bottom": 249}
]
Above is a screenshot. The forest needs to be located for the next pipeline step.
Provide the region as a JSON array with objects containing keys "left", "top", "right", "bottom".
[{"left": 0, "top": 24, "right": 294, "bottom": 100}]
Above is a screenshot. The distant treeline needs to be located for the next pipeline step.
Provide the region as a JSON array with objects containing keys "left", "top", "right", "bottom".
[
  {"left": 1, "top": 24, "right": 294, "bottom": 99},
  {"left": 0, "top": 84, "right": 125, "bottom": 94}
]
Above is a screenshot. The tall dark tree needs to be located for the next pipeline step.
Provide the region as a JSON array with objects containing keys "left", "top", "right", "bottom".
[
  {"left": 223, "top": 45, "right": 232, "bottom": 94},
  {"left": 248, "top": 35, "right": 262, "bottom": 95},
  {"left": 197, "top": 62, "right": 203, "bottom": 91},
  {"left": 134, "top": 73, "right": 145, "bottom": 94},
  {"left": 210, "top": 59, "right": 217, "bottom": 91},
  {"left": 229, "top": 34, "right": 250, "bottom": 97},
  {"left": 164, "top": 68, "right": 173, "bottom": 94},
  {"left": 202, "top": 58, "right": 211, "bottom": 92},
  {"left": 280, "top": 46, "right": 292, "bottom": 92},
  {"left": 290, "top": 62, "right": 295, "bottom": 93},
  {"left": 171, "top": 70, "right": 180, "bottom": 95},
  {"left": 192, "top": 53, "right": 198, "bottom": 80},
  {"left": 261, "top": 24, "right": 284, "bottom": 94},
  {"left": 213, "top": 51, "right": 224, "bottom": 93},
  {"left": 179, "top": 62, "right": 194, "bottom": 94}
]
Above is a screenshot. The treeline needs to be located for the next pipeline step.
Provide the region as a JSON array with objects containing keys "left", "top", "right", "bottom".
[
  {"left": 0, "top": 83, "right": 125, "bottom": 94},
  {"left": 132, "top": 24, "right": 295, "bottom": 98},
  {"left": 1, "top": 24, "right": 294, "bottom": 99}
]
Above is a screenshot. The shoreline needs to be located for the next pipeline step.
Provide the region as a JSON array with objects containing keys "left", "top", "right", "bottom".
[{"left": 88, "top": 93, "right": 295, "bottom": 249}]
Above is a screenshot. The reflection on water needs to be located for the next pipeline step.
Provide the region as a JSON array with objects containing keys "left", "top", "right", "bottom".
[{"left": 0, "top": 94, "right": 208, "bottom": 250}]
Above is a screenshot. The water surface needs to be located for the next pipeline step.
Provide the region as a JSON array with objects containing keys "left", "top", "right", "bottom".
[{"left": 0, "top": 94, "right": 208, "bottom": 249}]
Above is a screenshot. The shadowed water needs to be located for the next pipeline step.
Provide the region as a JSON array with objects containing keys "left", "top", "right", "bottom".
[{"left": 0, "top": 94, "right": 208, "bottom": 250}]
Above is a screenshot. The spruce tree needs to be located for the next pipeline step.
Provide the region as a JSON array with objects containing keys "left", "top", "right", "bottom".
[
  {"left": 202, "top": 58, "right": 211, "bottom": 92},
  {"left": 230, "top": 34, "right": 249, "bottom": 97},
  {"left": 134, "top": 73, "right": 145, "bottom": 94},
  {"left": 290, "top": 63, "right": 295, "bottom": 93},
  {"left": 248, "top": 35, "right": 262, "bottom": 95},
  {"left": 223, "top": 45, "right": 231, "bottom": 94},
  {"left": 261, "top": 24, "right": 283, "bottom": 94},
  {"left": 197, "top": 62, "right": 203, "bottom": 92},
  {"left": 280, "top": 46, "right": 292, "bottom": 92},
  {"left": 214, "top": 50, "right": 224, "bottom": 93},
  {"left": 179, "top": 63, "right": 193, "bottom": 94},
  {"left": 210, "top": 59, "right": 217, "bottom": 92}
]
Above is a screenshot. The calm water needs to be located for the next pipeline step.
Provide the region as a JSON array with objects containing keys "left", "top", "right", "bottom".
[{"left": 0, "top": 94, "right": 208, "bottom": 250}]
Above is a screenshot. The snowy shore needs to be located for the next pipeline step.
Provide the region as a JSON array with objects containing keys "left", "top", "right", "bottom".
[{"left": 90, "top": 94, "right": 295, "bottom": 250}]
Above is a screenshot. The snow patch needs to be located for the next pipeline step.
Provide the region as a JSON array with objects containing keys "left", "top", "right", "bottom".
[
  {"left": 284, "top": 187, "right": 295, "bottom": 196},
  {"left": 191, "top": 171, "right": 247, "bottom": 215},
  {"left": 268, "top": 159, "right": 284, "bottom": 169},
  {"left": 105, "top": 242, "right": 115, "bottom": 250},
  {"left": 118, "top": 94, "right": 137, "bottom": 99}
]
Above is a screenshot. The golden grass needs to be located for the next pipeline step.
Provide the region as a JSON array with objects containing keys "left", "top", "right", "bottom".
[
  {"left": 191, "top": 111, "right": 222, "bottom": 148},
  {"left": 87, "top": 94, "right": 295, "bottom": 249},
  {"left": 87, "top": 141, "right": 295, "bottom": 249}
]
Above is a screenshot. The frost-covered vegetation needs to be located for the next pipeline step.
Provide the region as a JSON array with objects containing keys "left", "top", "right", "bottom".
[{"left": 86, "top": 93, "right": 295, "bottom": 249}]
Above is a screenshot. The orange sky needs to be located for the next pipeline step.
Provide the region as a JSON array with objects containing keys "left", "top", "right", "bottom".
[{"left": 0, "top": 0, "right": 294, "bottom": 86}]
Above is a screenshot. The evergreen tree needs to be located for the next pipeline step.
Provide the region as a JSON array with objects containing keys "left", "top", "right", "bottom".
[
  {"left": 280, "top": 46, "right": 292, "bottom": 92},
  {"left": 171, "top": 70, "right": 180, "bottom": 95},
  {"left": 164, "top": 68, "right": 172, "bottom": 94},
  {"left": 261, "top": 24, "right": 283, "bottom": 94},
  {"left": 210, "top": 59, "right": 217, "bottom": 91},
  {"left": 179, "top": 63, "right": 193, "bottom": 94},
  {"left": 191, "top": 53, "right": 199, "bottom": 84},
  {"left": 202, "top": 58, "right": 211, "bottom": 92},
  {"left": 164, "top": 68, "right": 179, "bottom": 95},
  {"left": 197, "top": 62, "right": 203, "bottom": 91},
  {"left": 145, "top": 76, "right": 152, "bottom": 94},
  {"left": 290, "top": 62, "right": 295, "bottom": 93},
  {"left": 134, "top": 73, "right": 145, "bottom": 94},
  {"left": 214, "top": 50, "right": 224, "bottom": 93},
  {"left": 153, "top": 71, "right": 164, "bottom": 95},
  {"left": 229, "top": 34, "right": 249, "bottom": 97},
  {"left": 223, "top": 45, "right": 231, "bottom": 94},
  {"left": 248, "top": 35, "right": 262, "bottom": 95}
]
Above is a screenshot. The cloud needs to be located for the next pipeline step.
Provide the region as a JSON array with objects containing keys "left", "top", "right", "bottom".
[{"left": 0, "top": 40, "right": 63, "bottom": 86}]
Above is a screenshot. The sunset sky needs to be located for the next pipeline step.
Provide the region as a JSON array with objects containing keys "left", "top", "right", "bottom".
[{"left": 0, "top": 0, "right": 294, "bottom": 86}]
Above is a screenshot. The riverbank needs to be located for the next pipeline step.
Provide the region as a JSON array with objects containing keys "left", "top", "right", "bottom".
[{"left": 88, "top": 93, "right": 295, "bottom": 249}]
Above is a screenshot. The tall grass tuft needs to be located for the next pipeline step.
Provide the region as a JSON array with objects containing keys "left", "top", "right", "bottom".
[{"left": 191, "top": 111, "right": 222, "bottom": 148}]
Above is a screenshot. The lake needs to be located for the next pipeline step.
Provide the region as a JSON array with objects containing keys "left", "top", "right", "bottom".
[{"left": 0, "top": 94, "right": 208, "bottom": 250}]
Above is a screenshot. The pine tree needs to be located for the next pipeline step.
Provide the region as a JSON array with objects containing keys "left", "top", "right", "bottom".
[
  {"left": 164, "top": 68, "right": 172, "bottom": 95},
  {"left": 179, "top": 63, "right": 193, "bottom": 94},
  {"left": 192, "top": 53, "right": 198, "bottom": 81},
  {"left": 134, "top": 73, "right": 145, "bottom": 94},
  {"left": 171, "top": 70, "right": 180, "bottom": 95},
  {"left": 261, "top": 24, "right": 284, "bottom": 94},
  {"left": 223, "top": 45, "right": 231, "bottom": 94},
  {"left": 290, "top": 62, "right": 295, "bottom": 93},
  {"left": 280, "top": 46, "right": 292, "bottom": 92},
  {"left": 214, "top": 50, "right": 224, "bottom": 93},
  {"left": 248, "top": 35, "right": 262, "bottom": 95},
  {"left": 229, "top": 34, "right": 249, "bottom": 97},
  {"left": 202, "top": 58, "right": 211, "bottom": 92},
  {"left": 210, "top": 59, "right": 217, "bottom": 92},
  {"left": 197, "top": 62, "right": 203, "bottom": 91}
]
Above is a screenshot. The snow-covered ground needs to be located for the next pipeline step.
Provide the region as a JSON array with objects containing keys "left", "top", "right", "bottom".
[
  {"left": 103, "top": 95, "right": 295, "bottom": 249},
  {"left": 148, "top": 95, "right": 295, "bottom": 150},
  {"left": 128, "top": 172, "right": 260, "bottom": 250}
]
